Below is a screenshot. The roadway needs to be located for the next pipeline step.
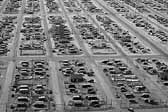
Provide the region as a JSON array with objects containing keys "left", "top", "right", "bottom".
[
  {"left": 0, "top": 0, "right": 26, "bottom": 111},
  {"left": 58, "top": 0, "right": 121, "bottom": 109},
  {"left": 117, "top": 0, "right": 168, "bottom": 33}
]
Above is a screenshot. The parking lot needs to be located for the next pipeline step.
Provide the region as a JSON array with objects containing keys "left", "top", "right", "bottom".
[
  {"left": 18, "top": 15, "right": 48, "bottom": 56},
  {"left": 70, "top": 14, "right": 117, "bottom": 55},
  {"left": 0, "top": 0, "right": 168, "bottom": 112},
  {"left": 0, "top": 60, "right": 8, "bottom": 97},
  {"left": 47, "top": 15, "right": 83, "bottom": 56},
  {"left": 7, "top": 59, "right": 56, "bottom": 112},
  {"left": 97, "top": 58, "right": 164, "bottom": 108},
  {"left": 0, "top": 16, "right": 18, "bottom": 57},
  {"left": 58, "top": 59, "right": 110, "bottom": 111}
]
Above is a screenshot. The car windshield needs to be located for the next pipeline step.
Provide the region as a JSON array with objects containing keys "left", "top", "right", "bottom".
[{"left": 33, "top": 103, "right": 47, "bottom": 108}]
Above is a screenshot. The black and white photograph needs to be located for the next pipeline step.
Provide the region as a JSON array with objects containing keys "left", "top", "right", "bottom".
[{"left": 0, "top": 0, "right": 168, "bottom": 112}]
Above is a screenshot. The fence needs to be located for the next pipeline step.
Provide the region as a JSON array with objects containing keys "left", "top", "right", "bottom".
[
  {"left": 120, "top": 99, "right": 168, "bottom": 109},
  {"left": 3, "top": 99, "right": 168, "bottom": 112},
  {"left": 2, "top": 101, "right": 112, "bottom": 112},
  {"left": 0, "top": 104, "right": 7, "bottom": 112},
  {"left": 64, "top": 103, "right": 113, "bottom": 112}
]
